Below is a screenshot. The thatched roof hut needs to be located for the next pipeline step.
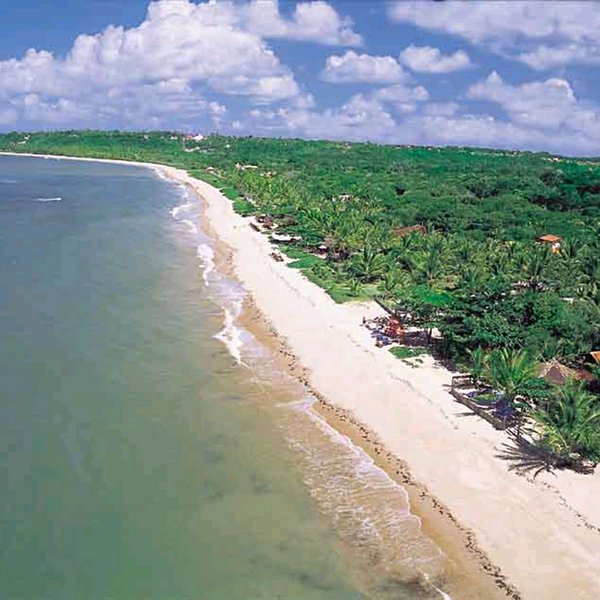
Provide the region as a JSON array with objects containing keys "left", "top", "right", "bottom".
[{"left": 537, "top": 359, "right": 593, "bottom": 385}]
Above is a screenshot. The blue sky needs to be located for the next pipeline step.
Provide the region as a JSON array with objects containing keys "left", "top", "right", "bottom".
[{"left": 2, "top": 1, "right": 600, "bottom": 155}]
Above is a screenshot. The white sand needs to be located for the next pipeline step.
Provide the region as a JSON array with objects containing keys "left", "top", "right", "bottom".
[{"left": 5, "top": 152, "right": 600, "bottom": 598}]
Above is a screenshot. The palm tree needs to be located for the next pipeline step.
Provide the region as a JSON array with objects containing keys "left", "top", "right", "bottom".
[
  {"left": 349, "top": 245, "right": 386, "bottom": 283},
  {"left": 559, "top": 238, "right": 584, "bottom": 262},
  {"left": 485, "top": 348, "right": 539, "bottom": 409},
  {"left": 524, "top": 246, "right": 552, "bottom": 292},
  {"left": 411, "top": 236, "right": 445, "bottom": 285},
  {"left": 531, "top": 380, "right": 600, "bottom": 461},
  {"left": 465, "top": 347, "right": 489, "bottom": 387},
  {"left": 378, "top": 269, "right": 408, "bottom": 298}
]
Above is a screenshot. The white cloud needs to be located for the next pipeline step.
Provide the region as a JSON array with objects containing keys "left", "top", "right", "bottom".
[
  {"left": 371, "top": 84, "right": 429, "bottom": 114},
  {"left": 321, "top": 51, "right": 406, "bottom": 83},
  {"left": 148, "top": 0, "right": 362, "bottom": 46},
  {"left": 388, "top": 1, "right": 599, "bottom": 44},
  {"left": 388, "top": 1, "right": 600, "bottom": 70},
  {"left": 251, "top": 81, "right": 429, "bottom": 142},
  {"left": 399, "top": 45, "right": 472, "bottom": 73},
  {"left": 418, "top": 113, "right": 551, "bottom": 150},
  {"left": 246, "top": 0, "right": 362, "bottom": 45},
  {"left": 278, "top": 93, "right": 399, "bottom": 142},
  {"left": 373, "top": 83, "right": 429, "bottom": 115},
  {"left": 247, "top": 69, "right": 600, "bottom": 155},
  {"left": 467, "top": 72, "right": 600, "bottom": 135},
  {"left": 518, "top": 44, "right": 600, "bottom": 71},
  {"left": 0, "top": 0, "right": 318, "bottom": 128},
  {"left": 0, "top": 0, "right": 363, "bottom": 129},
  {"left": 422, "top": 102, "right": 460, "bottom": 117}
]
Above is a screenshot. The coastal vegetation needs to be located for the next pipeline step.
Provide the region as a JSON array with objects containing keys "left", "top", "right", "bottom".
[{"left": 2, "top": 130, "right": 599, "bottom": 466}]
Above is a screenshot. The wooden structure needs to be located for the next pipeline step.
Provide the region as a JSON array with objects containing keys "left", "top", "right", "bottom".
[
  {"left": 589, "top": 351, "right": 600, "bottom": 364},
  {"left": 450, "top": 376, "right": 514, "bottom": 430},
  {"left": 536, "top": 234, "right": 562, "bottom": 253}
]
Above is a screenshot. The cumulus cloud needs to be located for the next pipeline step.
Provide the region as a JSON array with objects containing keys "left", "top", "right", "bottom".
[
  {"left": 251, "top": 82, "right": 429, "bottom": 143},
  {"left": 321, "top": 51, "right": 406, "bottom": 83},
  {"left": 248, "top": 69, "right": 600, "bottom": 155},
  {"left": 399, "top": 45, "right": 472, "bottom": 73},
  {"left": 241, "top": 0, "right": 362, "bottom": 45},
  {"left": 518, "top": 45, "right": 600, "bottom": 71},
  {"left": 148, "top": 0, "right": 362, "bottom": 46},
  {"left": 467, "top": 71, "right": 600, "bottom": 135},
  {"left": 372, "top": 83, "right": 429, "bottom": 115},
  {"left": 0, "top": 0, "right": 361, "bottom": 129},
  {"left": 275, "top": 94, "right": 399, "bottom": 142},
  {"left": 0, "top": 7, "right": 298, "bottom": 98},
  {"left": 417, "top": 113, "right": 551, "bottom": 150},
  {"left": 388, "top": 1, "right": 600, "bottom": 70},
  {"left": 388, "top": 1, "right": 598, "bottom": 44}
]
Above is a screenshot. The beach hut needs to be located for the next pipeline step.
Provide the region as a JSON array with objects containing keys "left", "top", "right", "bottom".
[
  {"left": 536, "top": 359, "right": 592, "bottom": 385},
  {"left": 536, "top": 234, "right": 562, "bottom": 253}
]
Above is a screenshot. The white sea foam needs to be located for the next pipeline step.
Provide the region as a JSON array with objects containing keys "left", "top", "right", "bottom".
[
  {"left": 170, "top": 201, "right": 199, "bottom": 234},
  {"left": 182, "top": 219, "right": 198, "bottom": 234},
  {"left": 170, "top": 202, "right": 193, "bottom": 219},
  {"left": 153, "top": 167, "right": 169, "bottom": 180},
  {"left": 282, "top": 397, "right": 446, "bottom": 588},
  {"left": 196, "top": 243, "right": 215, "bottom": 285},
  {"left": 33, "top": 197, "right": 62, "bottom": 202},
  {"left": 214, "top": 298, "right": 246, "bottom": 366},
  {"left": 422, "top": 574, "right": 453, "bottom": 599}
]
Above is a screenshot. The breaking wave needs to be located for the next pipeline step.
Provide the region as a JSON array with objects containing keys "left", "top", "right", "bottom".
[
  {"left": 165, "top": 173, "right": 453, "bottom": 598},
  {"left": 281, "top": 397, "right": 449, "bottom": 596},
  {"left": 170, "top": 201, "right": 199, "bottom": 234},
  {"left": 34, "top": 197, "right": 62, "bottom": 202},
  {"left": 196, "top": 243, "right": 215, "bottom": 286},
  {"left": 214, "top": 298, "right": 246, "bottom": 366}
]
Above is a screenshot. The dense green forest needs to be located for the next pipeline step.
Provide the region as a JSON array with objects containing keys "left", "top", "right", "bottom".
[{"left": 2, "top": 130, "right": 599, "bottom": 466}]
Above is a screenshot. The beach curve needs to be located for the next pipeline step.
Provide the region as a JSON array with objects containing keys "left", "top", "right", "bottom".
[{"left": 4, "top": 151, "right": 600, "bottom": 599}]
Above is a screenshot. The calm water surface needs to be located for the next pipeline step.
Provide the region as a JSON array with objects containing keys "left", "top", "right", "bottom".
[{"left": 0, "top": 156, "right": 446, "bottom": 600}]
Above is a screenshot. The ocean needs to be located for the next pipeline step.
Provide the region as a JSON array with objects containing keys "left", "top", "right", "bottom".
[{"left": 0, "top": 155, "right": 449, "bottom": 599}]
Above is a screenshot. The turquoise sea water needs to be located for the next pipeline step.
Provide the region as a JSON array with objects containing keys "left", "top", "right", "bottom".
[{"left": 0, "top": 156, "right": 448, "bottom": 600}]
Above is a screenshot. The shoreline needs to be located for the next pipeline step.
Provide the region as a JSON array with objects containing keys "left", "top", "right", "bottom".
[{"left": 4, "top": 151, "right": 600, "bottom": 599}]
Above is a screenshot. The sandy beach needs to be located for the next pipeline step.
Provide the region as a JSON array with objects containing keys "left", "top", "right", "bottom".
[{"left": 4, "top": 152, "right": 600, "bottom": 599}]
